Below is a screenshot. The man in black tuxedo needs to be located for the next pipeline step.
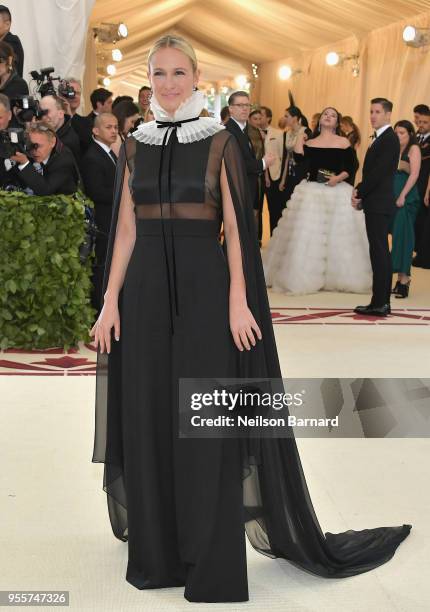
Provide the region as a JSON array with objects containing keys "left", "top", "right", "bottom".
[
  {"left": 412, "top": 109, "right": 430, "bottom": 267},
  {"left": 10, "top": 124, "right": 79, "bottom": 195},
  {"left": 71, "top": 88, "right": 114, "bottom": 156},
  {"left": 352, "top": 98, "right": 400, "bottom": 317},
  {"left": 81, "top": 112, "right": 119, "bottom": 312},
  {"left": 0, "top": 6, "right": 24, "bottom": 78},
  {"left": 225, "top": 91, "right": 274, "bottom": 226}
]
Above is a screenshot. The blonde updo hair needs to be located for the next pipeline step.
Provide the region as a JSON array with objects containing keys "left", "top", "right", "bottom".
[{"left": 147, "top": 35, "right": 198, "bottom": 74}]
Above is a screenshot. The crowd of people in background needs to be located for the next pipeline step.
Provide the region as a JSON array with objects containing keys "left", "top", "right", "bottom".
[{"left": 0, "top": 3, "right": 429, "bottom": 312}]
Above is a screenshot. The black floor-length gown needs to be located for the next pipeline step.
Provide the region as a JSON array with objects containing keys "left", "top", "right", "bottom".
[{"left": 92, "top": 105, "right": 411, "bottom": 603}]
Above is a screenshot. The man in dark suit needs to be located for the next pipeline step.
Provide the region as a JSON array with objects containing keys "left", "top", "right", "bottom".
[
  {"left": 225, "top": 91, "right": 274, "bottom": 226},
  {"left": 78, "top": 88, "right": 114, "bottom": 155},
  {"left": 352, "top": 98, "right": 400, "bottom": 317},
  {"left": 412, "top": 109, "right": 430, "bottom": 267},
  {"left": 0, "top": 6, "right": 24, "bottom": 78},
  {"left": 81, "top": 112, "right": 119, "bottom": 312},
  {"left": 10, "top": 124, "right": 79, "bottom": 195}
]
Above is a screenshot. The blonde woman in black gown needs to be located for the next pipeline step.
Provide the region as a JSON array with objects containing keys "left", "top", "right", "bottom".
[{"left": 90, "top": 36, "right": 411, "bottom": 604}]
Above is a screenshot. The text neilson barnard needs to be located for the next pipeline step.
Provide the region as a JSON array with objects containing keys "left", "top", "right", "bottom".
[{"left": 190, "top": 415, "right": 339, "bottom": 427}]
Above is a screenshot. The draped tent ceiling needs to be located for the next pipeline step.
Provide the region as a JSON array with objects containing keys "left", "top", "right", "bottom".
[{"left": 89, "top": 0, "right": 430, "bottom": 95}]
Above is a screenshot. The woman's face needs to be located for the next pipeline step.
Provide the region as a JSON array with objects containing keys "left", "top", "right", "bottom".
[
  {"left": 148, "top": 46, "right": 198, "bottom": 115},
  {"left": 249, "top": 112, "right": 262, "bottom": 129},
  {"left": 319, "top": 108, "right": 338, "bottom": 131},
  {"left": 0, "top": 57, "right": 11, "bottom": 78},
  {"left": 123, "top": 113, "right": 140, "bottom": 135},
  {"left": 284, "top": 111, "right": 298, "bottom": 128},
  {"left": 395, "top": 126, "right": 410, "bottom": 148},
  {"left": 340, "top": 120, "right": 351, "bottom": 134}
]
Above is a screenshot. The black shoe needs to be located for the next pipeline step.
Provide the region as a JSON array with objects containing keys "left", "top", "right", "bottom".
[
  {"left": 392, "top": 280, "right": 401, "bottom": 295},
  {"left": 354, "top": 304, "right": 373, "bottom": 314},
  {"left": 395, "top": 281, "right": 410, "bottom": 299},
  {"left": 354, "top": 304, "right": 391, "bottom": 316}
]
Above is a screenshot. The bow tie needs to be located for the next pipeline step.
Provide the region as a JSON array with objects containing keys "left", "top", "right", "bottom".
[
  {"left": 156, "top": 117, "right": 200, "bottom": 129},
  {"left": 370, "top": 131, "right": 377, "bottom": 140}
]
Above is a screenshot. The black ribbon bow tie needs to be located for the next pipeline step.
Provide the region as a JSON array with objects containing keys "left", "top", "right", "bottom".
[
  {"left": 156, "top": 117, "right": 200, "bottom": 129},
  {"left": 153, "top": 114, "right": 200, "bottom": 335},
  {"left": 370, "top": 131, "right": 377, "bottom": 140}
]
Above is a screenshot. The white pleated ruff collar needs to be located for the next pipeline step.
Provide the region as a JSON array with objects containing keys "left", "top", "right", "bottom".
[{"left": 132, "top": 90, "right": 224, "bottom": 145}]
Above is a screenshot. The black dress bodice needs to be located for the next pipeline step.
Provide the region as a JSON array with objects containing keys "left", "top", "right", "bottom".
[
  {"left": 298, "top": 145, "right": 356, "bottom": 183},
  {"left": 124, "top": 130, "right": 229, "bottom": 221}
]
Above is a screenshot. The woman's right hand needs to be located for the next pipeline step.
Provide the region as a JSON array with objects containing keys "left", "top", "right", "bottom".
[
  {"left": 424, "top": 191, "right": 429, "bottom": 207},
  {"left": 90, "top": 296, "right": 120, "bottom": 354},
  {"left": 279, "top": 181, "right": 285, "bottom": 191}
]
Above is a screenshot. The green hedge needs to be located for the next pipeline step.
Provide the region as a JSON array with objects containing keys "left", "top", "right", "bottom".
[{"left": 0, "top": 190, "right": 96, "bottom": 350}]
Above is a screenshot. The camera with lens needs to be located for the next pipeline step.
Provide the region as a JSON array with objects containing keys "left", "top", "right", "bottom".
[
  {"left": 0, "top": 127, "right": 28, "bottom": 159},
  {"left": 10, "top": 95, "right": 48, "bottom": 124},
  {"left": 30, "top": 66, "right": 76, "bottom": 100}
]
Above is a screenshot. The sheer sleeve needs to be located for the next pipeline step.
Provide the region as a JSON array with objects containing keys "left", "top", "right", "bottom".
[
  {"left": 91, "top": 137, "right": 132, "bottom": 542},
  {"left": 220, "top": 132, "right": 411, "bottom": 575}
]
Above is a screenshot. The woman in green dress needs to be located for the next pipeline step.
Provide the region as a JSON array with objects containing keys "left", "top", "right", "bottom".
[{"left": 391, "top": 120, "right": 421, "bottom": 298}]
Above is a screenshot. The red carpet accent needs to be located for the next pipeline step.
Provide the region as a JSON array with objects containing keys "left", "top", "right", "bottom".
[
  {"left": 271, "top": 307, "right": 430, "bottom": 325},
  {"left": 1, "top": 309, "right": 429, "bottom": 375}
]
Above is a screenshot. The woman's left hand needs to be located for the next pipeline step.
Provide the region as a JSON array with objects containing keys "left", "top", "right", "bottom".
[
  {"left": 229, "top": 298, "right": 262, "bottom": 351},
  {"left": 396, "top": 194, "right": 406, "bottom": 207},
  {"left": 326, "top": 176, "right": 339, "bottom": 187}
]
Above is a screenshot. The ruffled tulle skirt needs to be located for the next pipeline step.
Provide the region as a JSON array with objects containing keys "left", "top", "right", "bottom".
[{"left": 263, "top": 180, "right": 372, "bottom": 295}]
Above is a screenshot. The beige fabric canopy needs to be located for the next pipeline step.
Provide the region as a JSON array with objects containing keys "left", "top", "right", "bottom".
[
  {"left": 87, "top": 0, "right": 430, "bottom": 95},
  {"left": 86, "top": 0, "right": 430, "bottom": 169}
]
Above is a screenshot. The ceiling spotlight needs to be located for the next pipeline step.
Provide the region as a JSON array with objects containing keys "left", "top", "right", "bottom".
[
  {"left": 326, "top": 52, "right": 360, "bottom": 72},
  {"left": 94, "top": 22, "right": 128, "bottom": 44},
  {"left": 279, "top": 65, "right": 292, "bottom": 80},
  {"left": 235, "top": 74, "right": 248, "bottom": 88},
  {"left": 326, "top": 52, "right": 340, "bottom": 66},
  {"left": 103, "top": 77, "right": 111, "bottom": 87},
  {"left": 351, "top": 61, "right": 360, "bottom": 77},
  {"left": 402, "top": 25, "right": 430, "bottom": 47},
  {"left": 112, "top": 48, "right": 123, "bottom": 62},
  {"left": 118, "top": 23, "right": 128, "bottom": 38},
  {"left": 278, "top": 65, "right": 302, "bottom": 80},
  {"left": 107, "top": 64, "right": 116, "bottom": 76}
]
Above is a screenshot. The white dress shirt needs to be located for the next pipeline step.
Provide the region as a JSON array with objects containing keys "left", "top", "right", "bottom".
[
  {"left": 375, "top": 124, "right": 391, "bottom": 138},
  {"left": 93, "top": 137, "right": 116, "bottom": 164}
]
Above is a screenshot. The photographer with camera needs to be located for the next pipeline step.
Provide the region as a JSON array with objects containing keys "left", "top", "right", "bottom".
[
  {"left": 59, "top": 77, "right": 82, "bottom": 117},
  {"left": 0, "top": 5, "right": 24, "bottom": 78},
  {"left": 39, "top": 94, "right": 80, "bottom": 163},
  {"left": 0, "top": 40, "right": 28, "bottom": 100},
  {"left": 9, "top": 124, "right": 78, "bottom": 195}
]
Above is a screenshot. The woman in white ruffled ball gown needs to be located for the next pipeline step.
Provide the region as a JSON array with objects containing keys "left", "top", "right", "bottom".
[{"left": 263, "top": 107, "right": 372, "bottom": 295}]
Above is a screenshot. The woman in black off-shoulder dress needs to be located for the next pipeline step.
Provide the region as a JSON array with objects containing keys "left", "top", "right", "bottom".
[{"left": 90, "top": 42, "right": 411, "bottom": 604}]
